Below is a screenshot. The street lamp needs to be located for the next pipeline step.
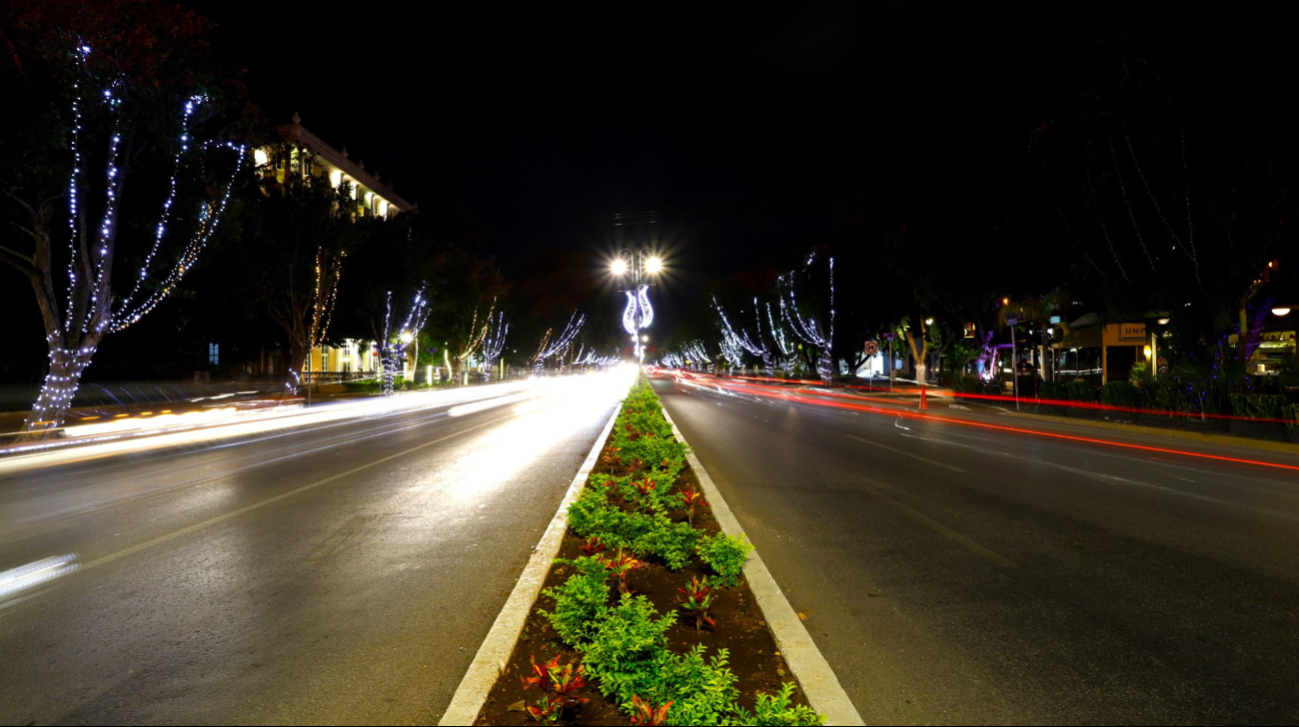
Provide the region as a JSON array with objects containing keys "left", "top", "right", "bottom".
[{"left": 611, "top": 248, "right": 663, "bottom": 364}]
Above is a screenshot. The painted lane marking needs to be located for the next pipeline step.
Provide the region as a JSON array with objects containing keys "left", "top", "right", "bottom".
[{"left": 847, "top": 434, "right": 965, "bottom": 473}]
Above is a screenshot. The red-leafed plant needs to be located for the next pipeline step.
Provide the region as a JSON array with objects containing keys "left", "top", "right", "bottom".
[
  {"left": 602, "top": 550, "right": 647, "bottom": 594},
  {"left": 633, "top": 478, "right": 657, "bottom": 498},
  {"left": 580, "top": 536, "right": 607, "bottom": 556},
  {"left": 522, "top": 654, "right": 590, "bottom": 723},
  {"left": 680, "top": 488, "right": 706, "bottom": 527},
  {"left": 521, "top": 653, "right": 561, "bottom": 691},
  {"left": 547, "top": 660, "right": 590, "bottom": 710},
  {"left": 677, "top": 575, "right": 716, "bottom": 632},
  {"left": 629, "top": 695, "right": 673, "bottom": 725},
  {"left": 525, "top": 699, "right": 559, "bottom": 725}
]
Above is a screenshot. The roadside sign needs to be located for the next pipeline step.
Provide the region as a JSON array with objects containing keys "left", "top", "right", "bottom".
[
  {"left": 964, "top": 322, "right": 976, "bottom": 338},
  {"left": 863, "top": 340, "right": 879, "bottom": 356}
]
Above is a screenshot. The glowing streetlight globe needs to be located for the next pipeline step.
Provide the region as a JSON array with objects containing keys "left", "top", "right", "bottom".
[
  {"left": 645, "top": 257, "right": 664, "bottom": 275},
  {"left": 611, "top": 258, "right": 629, "bottom": 276},
  {"left": 399, "top": 331, "right": 414, "bottom": 344}
]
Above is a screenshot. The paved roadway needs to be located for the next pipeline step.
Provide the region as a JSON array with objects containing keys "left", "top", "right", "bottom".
[
  {"left": 0, "top": 371, "right": 631, "bottom": 725},
  {"left": 654, "top": 373, "right": 1299, "bottom": 725}
]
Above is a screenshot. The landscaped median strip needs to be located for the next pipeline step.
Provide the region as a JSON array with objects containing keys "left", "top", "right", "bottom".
[{"left": 439, "top": 376, "right": 863, "bottom": 726}]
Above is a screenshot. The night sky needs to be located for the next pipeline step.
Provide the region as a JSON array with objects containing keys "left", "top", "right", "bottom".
[
  {"left": 2, "top": 2, "right": 1175, "bottom": 381},
  {"left": 190, "top": 2, "right": 1124, "bottom": 290}
]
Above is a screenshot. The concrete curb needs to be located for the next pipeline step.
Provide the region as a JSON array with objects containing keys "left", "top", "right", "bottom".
[
  {"left": 658, "top": 402, "right": 866, "bottom": 726},
  {"left": 437, "top": 400, "right": 623, "bottom": 726}
]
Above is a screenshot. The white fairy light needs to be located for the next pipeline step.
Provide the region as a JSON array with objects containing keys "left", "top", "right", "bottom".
[
  {"left": 532, "top": 311, "right": 587, "bottom": 372},
  {"left": 779, "top": 254, "right": 836, "bottom": 383},
  {"left": 481, "top": 310, "right": 509, "bottom": 380},
  {"left": 20, "top": 45, "right": 244, "bottom": 436}
]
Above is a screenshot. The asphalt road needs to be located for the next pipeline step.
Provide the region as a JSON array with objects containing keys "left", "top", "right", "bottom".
[
  {"left": 0, "top": 371, "right": 631, "bottom": 725},
  {"left": 654, "top": 373, "right": 1299, "bottom": 725}
]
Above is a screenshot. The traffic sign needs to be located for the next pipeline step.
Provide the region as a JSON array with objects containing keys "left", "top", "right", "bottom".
[{"left": 863, "top": 340, "right": 879, "bottom": 356}]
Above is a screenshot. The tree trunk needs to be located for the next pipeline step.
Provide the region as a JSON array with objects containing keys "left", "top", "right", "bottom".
[
  {"left": 21, "top": 343, "right": 97, "bottom": 440},
  {"left": 380, "top": 344, "right": 400, "bottom": 396},
  {"left": 285, "top": 339, "right": 308, "bottom": 395}
]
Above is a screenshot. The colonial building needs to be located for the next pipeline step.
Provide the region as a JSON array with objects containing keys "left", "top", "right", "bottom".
[
  {"left": 253, "top": 113, "right": 414, "bottom": 219},
  {"left": 248, "top": 115, "right": 417, "bottom": 385}
]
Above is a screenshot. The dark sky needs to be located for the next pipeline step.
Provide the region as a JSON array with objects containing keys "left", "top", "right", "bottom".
[
  {"left": 190, "top": 2, "right": 1121, "bottom": 278},
  {"left": 2, "top": 2, "right": 1167, "bottom": 381}
]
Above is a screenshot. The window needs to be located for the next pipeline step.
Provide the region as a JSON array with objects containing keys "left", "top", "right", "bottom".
[{"left": 208, "top": 343, "right": 219, "bottom": 367}]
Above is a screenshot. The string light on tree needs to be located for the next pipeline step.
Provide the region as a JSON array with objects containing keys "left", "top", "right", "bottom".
[
  {"left": 481, "top": 309, "right": 509, "bottom": 381},
  {"left": 713, "top": 296, "right": 774, "bottom": 375},
  {"left": 531, "top": 310, "right": 587, "bottom": 373},
  {"left": 13, "top": 44, "right": 245, "bottom": 438},
  {"left": 379, "top": 288, "right": 431, "bottom": 396},
  {"left": 778, "top": 253, "right": 836, "bottom": 385}
]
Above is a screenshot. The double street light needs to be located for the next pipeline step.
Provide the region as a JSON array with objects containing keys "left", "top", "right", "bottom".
[{"left": 611, "top": 249, "right": 663, "bottom": 364}]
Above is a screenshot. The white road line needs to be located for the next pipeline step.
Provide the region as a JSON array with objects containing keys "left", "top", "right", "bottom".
[
  {"left": 660, "top": 402, "right": 865, "bottom": 726},
  {"left": 438, "top": 400, "right": 622, "bottom": 725},
  {"left": 847, "top": 433, "right": 965, "bottom": 472}
]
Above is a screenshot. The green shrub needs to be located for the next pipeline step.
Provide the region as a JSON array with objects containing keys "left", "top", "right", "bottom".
[
  {"left": 583, "top": 593, "right": 676, "bottom": 677},
  {"left": 632, "top": 519, "right": 699, "bottom": 571},
  {"left": 604, "top": 646, "right": 740, "bottom": 726},
  {"left": 697, "top": 533, "right": 752, "bottom": 587},
  {"left": 723, "top": 682, "right": 824, "bottom": 726},
  {"left": 1101, "top": 381, "right": 1140, "bottom": 408},
  {"left": 1230, "top": 393, "right": 1287, "bottom": 420},
  {"left": 539, "top": 557, "right": 610, "bottom": 647},
  {"left": 1064, "top": 380, "right": 1097, "bottom": 402}
]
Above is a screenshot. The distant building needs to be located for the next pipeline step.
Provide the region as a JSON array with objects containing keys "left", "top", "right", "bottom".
[
  {"left": 247, "top": 115, "right": 419, "bottom": 385},
  {"left": 253, "top": 112, "right": 414, "bottom": 219}
]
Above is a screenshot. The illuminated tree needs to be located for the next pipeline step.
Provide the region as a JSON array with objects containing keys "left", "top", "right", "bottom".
[
  {"left": 531, "top": 310, "right": 586, "bottom": 373},
  {"left": 242, "top": 145, "right": 358, "bottom": 393},
  {"left": 379, "top": 288, "right": 430, "bottom": 396},
  {"left": 0, "top": 5, "right": 244, "bottom": 437},
  {"left": 779, "top": 252, "right": 836, "bottom": 384},
  {"left": 480, "top": 309, "right": 508, "bottom": 380}
]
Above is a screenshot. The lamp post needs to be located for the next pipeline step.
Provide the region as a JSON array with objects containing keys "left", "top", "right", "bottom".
[{"left": 611, "top": 249, "right": 662, "bottom": 365}]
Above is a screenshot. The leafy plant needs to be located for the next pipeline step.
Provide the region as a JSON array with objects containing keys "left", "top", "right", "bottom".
[
  {"left": 697, "top": 533, "right": 753, "bottom": 588},
  {"left": 526, "top": 697, "right": 559, "bottom": 724},
  {"left": 629, "top": 695, "right": 673, "bottom": 725},
  {"left": 583, "top": 594, "right": 675, "bottom": 677},
  {"left": 581, "top": 536, "right": 608, "bottom": 556},
  {"left": 1101, "top": 380, "right": 1140, "bottom": 408},
  {"left": 603, "top": 550, "right": 648, "bottom": 594},
  {"left": 1230, "top": 393, "right": 1287, "bottom": 420},
  {"left": 723, "top": 682, "right": 824, "bottom": 726},
  {"left": 539, "top": 557, "right": 610, "bottom": 647},
  {"left": 681, "top": 489, "right": 706, "bottom": 527},
  {"left": 677, "top": 576, "right": 716, "bottom": 632},
  {"left": 632, "top": 518, "right": 699, "bottom": 571},
  {"left": 521, "top": 653, "right": 561, "bottom": 691}
]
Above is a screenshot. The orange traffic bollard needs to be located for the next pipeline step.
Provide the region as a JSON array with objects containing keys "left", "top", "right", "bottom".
[{"left": 920, "top": 386, "right": 928, "bottom": 410}]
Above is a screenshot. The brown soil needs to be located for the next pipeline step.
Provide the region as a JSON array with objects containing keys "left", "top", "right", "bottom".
[{"left": 474, "top": 432, "right": 812, "bottom": 726}]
